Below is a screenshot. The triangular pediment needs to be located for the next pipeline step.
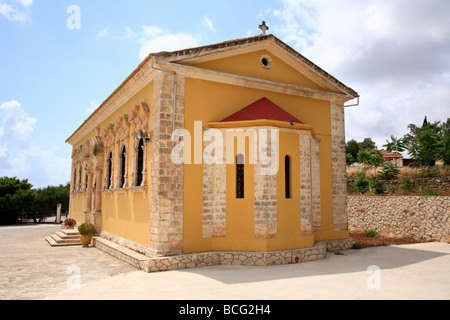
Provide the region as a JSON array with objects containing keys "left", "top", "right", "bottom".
[{"left": 156, "top": 35, "right": 358, "bottom": 99}]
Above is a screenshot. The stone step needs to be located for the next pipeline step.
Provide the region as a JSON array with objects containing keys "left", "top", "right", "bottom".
[
  {"left": 60, "top": 228, "right": 80, "bottom": 236},
  {"left": 46, "top": 229, "right": 82, "bottom": 247},
  {"left": 45, "top": 235, "right": 81, "bottom": 247},
  {"left": 52, "top": 233, "right": 81, "bottom": 244},
  {"left": 56, "top": 231, "right": 81, "bottom": 240},
  {"left": 93, "top": 237, "right": 148, "bottom": 270}
]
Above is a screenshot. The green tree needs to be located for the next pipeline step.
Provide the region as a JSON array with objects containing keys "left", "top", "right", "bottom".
[
  {"left": 358, "top": 138, "right": 377, "bottom": 151},
  {"left": 346, "top": 153, "right": 354, "bottom": 166},
  {"left": 0, "top": 177, "right": 36, "bottom": 225},
  {"left": 403, "top": 117, "right": 442, "bottom": 166},
  {"left": 346, "top": 139, "right": 360, "bottom": 163},
  {"left": 383, "top": 135, "right": 406, "bottom": 154},
  {"left": 33, "top": 183, "right": 70, "bottom": 218},
  {"left": 439, "top": 118, "right": 450, "bottom": 165},
  {"left": 346, "top": 138, "right": 378, "bottom": 165},
  {"left": 357, "top": 149, "right": 384, "bottom": 169}
]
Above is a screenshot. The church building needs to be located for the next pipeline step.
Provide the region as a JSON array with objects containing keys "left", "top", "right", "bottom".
[{"left": 66, "top": 32, "right": 359, "bottom": 268}]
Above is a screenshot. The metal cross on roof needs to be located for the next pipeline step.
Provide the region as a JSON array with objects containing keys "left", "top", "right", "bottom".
[{"left": 259, "top": 21, "right": 269, "bottom": 35}]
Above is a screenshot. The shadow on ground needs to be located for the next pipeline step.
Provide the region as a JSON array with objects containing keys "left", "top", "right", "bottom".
[{"left": 176, "top": 244, "right": 449, "bottom": 285}]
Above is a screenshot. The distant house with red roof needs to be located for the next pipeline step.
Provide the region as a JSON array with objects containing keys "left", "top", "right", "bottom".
[{"left": 381, "top": 151, "right": 403, "bottom": 167}]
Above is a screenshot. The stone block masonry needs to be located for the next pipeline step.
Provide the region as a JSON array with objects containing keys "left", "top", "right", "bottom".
[
  {"left": 348, "top": 196, "right": 450, "bottom": 243},
  {"left": 94, "top": 232, "right": 356, "bottom": 273},
  {"left": 299, "top": 131, "right": 312, "bottom": 236},
  {"left": 141, "top": 239, "right": 355, "bottom": 273},
  {"left": 202, "top": 128, "right": 227, "bottom": 238},
  {"left": 330, "top": 103, "right": 348, "bottom": 231},
  {"left": 149, "top": 71, "right": 185, "bottom": 256},
  {"left": 254, "top": 131, "right": 278, "bottom": 239}
]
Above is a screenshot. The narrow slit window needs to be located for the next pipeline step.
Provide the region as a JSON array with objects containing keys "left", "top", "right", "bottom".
[
  {"left": 136, "top": 138, "right": 144, "bottom": 186},
  {"left": 78, "top": 166, "right": 82, "bottom": 190},
  {"left": 285, "top": 155, "right": 291, "bottom": 199},
  {"left": 236, "top": 154, "right": 244, "bottom": 199},
  {"left": 72, "top": 169, "right": 76, "bottom": 191},
  {"left": 107, "top": 152, "right": 113, "bottom": 189},
  {"left": 120, "top": 145, "right": 126, "bottom": 188}
]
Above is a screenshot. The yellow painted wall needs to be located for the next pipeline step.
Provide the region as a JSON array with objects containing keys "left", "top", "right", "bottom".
[
  {"left": 69, "top": 46, "right": 350, "bottom": 252},
  {"left": 183, "top": 77, "right": 332, "bottom": 253},
  {"left": 69, "top": 193, "right": 86, "bottom": 223},
  {"left": 194, "top": 50, "right": 325, "bottom": 91},
  {"left": 69, "top": 82, "right": 153, "bottom": 247}
]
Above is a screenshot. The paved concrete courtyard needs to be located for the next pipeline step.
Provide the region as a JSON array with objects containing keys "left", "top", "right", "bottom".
[{"left": 1, "top": 224, "right": 449, "bottom": 300}]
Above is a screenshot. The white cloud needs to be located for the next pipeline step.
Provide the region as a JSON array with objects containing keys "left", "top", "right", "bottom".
[
  {"left": 138, "top": 25, "right": 200, "bottom": 60},
  {"left": 142, "top": 25, "right": 164, "bottom": 38},
  {"left": 0, "top": 0, "right": 32, "bottom": 21},
  {"left": 0, "top": 100, "right": 36, "bottom": 141},
  {"left": 272, "top": 0, "right": 450, "bottom": 149},
  {"left": 0, "top": 100, "right": 71, "bottom": 188},
  {"left": 84, "top": 101, "right": 101, "bottom": 115},
  {"left": 0, "top": 3, "right": 26, "bottom": 21},
  {"left": 203, "top": 16, "right": 215, "bottom": 32},
  {"left": 96, "top": 27, "right": 109, "bottom": 38},
  {"left": 16, "top": 0, "right": 33, "bottom": 7},
  {"left": 123, "top": 26, "right": 136, "bottom": 39}
]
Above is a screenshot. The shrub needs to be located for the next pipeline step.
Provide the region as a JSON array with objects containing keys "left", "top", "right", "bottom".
[
  {"left": 365, "top": 229, "right": 379, "bottom": 237},
  {"left": 418, "top": 167, "right": 441, "bottom": 178},
  {"left": 386, "top": 185, "right": 397, "bottom": 194},
  {"left": 399, "top": 177, "right": 416, "bottom": 193},
  {"left": 379, "top": 162, "right": 401, "bottom": 180},
  {"left": 419, "top": 186, "right": 438, "bottom": 196},
  {"left": 78, "top": 223, "right": 97, "bottom": 236},
  {"left": 369, "top": 177, "right": 385, "bottom": 194},
  {"left": 348, "top": 171, "right": 370, "bottom": 194}
]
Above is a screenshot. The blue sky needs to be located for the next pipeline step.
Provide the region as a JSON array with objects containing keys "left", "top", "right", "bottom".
[{"left": 1, "top": 0, "right": 449, "bottom": 188}]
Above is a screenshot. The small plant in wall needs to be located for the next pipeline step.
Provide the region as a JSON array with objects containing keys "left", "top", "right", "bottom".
[
  {"left": 364, "top": 229, "right": 379, "bottom": 237},
  {"left": 78, "top": 223, "right": 97, "bottom": 247}
]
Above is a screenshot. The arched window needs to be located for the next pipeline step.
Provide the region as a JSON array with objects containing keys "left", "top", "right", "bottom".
[
  {"left": 136, "top": 138, "right": 144, "bottom": 186},
  {"left": 119, "top": 145, "right": 126, "bottom": 188},
  {"left": 236, "top": 154, "right": 244, "bottom": 199},
  {"left": 285, "top": 155, "right": 291, "bottom": 199},
  {"left": 107, "top": 151, "right": 113, "bottom": 189}
]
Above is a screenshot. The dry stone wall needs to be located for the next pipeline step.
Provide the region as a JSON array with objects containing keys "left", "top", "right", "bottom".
[{"left": 348, "top": 196, "right": 450, "bottom": 243}]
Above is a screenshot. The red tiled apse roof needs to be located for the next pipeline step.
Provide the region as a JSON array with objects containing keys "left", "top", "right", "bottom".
[{"left": 220, "top": 97, "right": 303, "bottom": 124}]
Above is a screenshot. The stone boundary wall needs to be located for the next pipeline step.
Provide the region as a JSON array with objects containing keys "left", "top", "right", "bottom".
[
  {"left": 348, "top": 196, "right": 450, "bottom": 243},
  {"left": 381, "top": 176, "right": 450, "bottom": 191}
]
